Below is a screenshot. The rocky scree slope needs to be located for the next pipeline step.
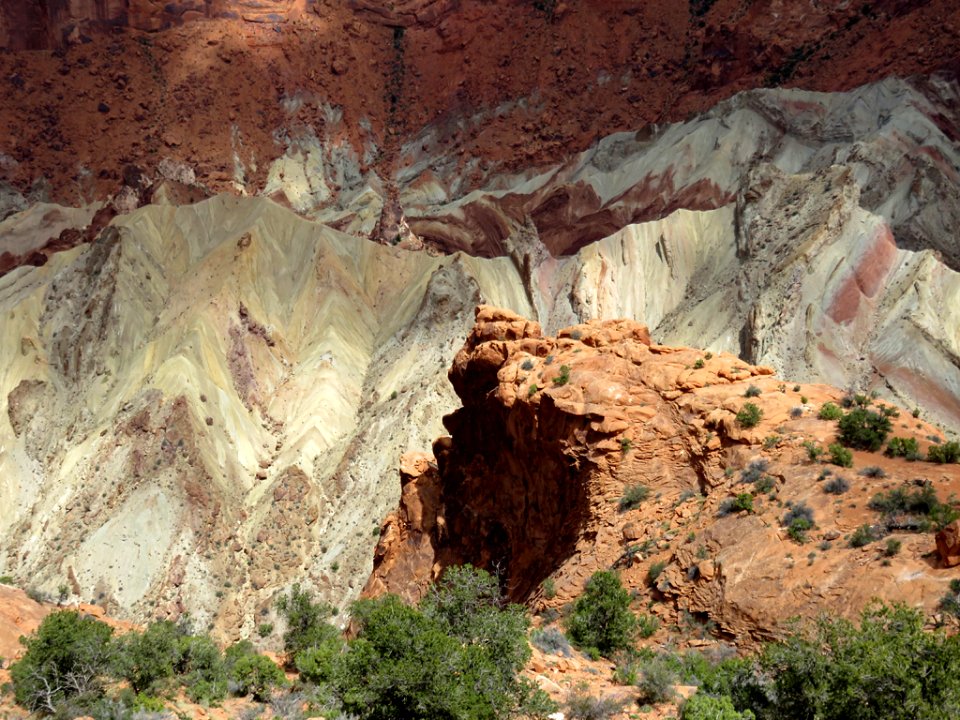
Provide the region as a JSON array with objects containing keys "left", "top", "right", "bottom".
[{"left": 368, "top": 306, "right": 960, "bottom": 641}]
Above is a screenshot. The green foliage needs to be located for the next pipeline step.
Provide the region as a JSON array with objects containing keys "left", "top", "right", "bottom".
[
  {"left": 682, "top": 693, "right": 755, "bottom": 720},
  {"left": 928, "top": 440, "right": 960, "bottom": 464},
  {"left": 275, "top": 583, "right": 339, "bottom": 661},
  {"left": 178, "top": 634, "right": 228, "bottom": 704},
  {"left": 740, "top": 460, "right": 769, "bottom": 484},
  {"left": 232, "top": 653, "right": 287, "bottom": 701},
  {"left": 528, "top": 384, "right": 539, "bottom": 396},
  {"left": 647, "top": 561, "right": 667, "bottom": 586},
  {"left": 566, "top": 571, "right": 635, "bottom": 656},
  {"left": 257, "top": 622, "right": 273, "bottom": 638},
  {"left": 636, "top": 614, "right": 660, "bottom": 639},
  {"left": 10, "top": 611, "right": 114, "bottom": 713},
  {"left": 553, "top": 365, "right": 571, "bottom": 386},
  {"left": 782, "top": 502, "right": 814, "bottom": 543},
  {"left": 530, "top": 626, "right": 571, "bottom": 656},
  {"left": 564, "top": 682, "right": 625, "bottom": 720},
  {"left": 886, "top": 436, "right": 920, "bottom": 459},
  {"left": 758, "top": 602, "right": 960, "bottom": 720},
  {"left": 635, "top": 654, "right": 677, "bottom": 705},
  {"left": 869, "top": 483, "right": 959, "bottom": 532},
  {"left": 719, "top": 493, "right": 754, "bottom": 516},
  {"left": 755, "top": 475, "right": 776, "bottom": 494},
  {"left": 744, "top": 385, "right": 762, "bottom": 398},
  {"left": 827, "top": 443, "right": 853, "bottom": 468},
  {"left": 837, "top": 408, "right": 892, "bottom": 451},
  {"left": 823, "top": 476, "right": 850, "bottom": 495},
  {"left": 336, "top": 565, "right": 546, "bottom": 720},
  {"left": 694, "top": 358, "right": 705, "bottom": 369},
  {"left": 803, "top": 440, "right": 824, "bottom": 462},
  {"left": 736, "top": 403, "right": 763, "bottom": 428},
  {"left": 0, "top": 575, "right": 13, "bottom": 585},
  {"left": 884, "top": 538, "right": 902, "bottom": 557},
  {"left": 849, "top": 524, "right": 877, "bottom": 548},
  {"left": 116, "top": 619, "right": 183, "bottom": 694},
  {"left": 818, "top": 402, "right": 843, "bottom": 421},
  {"left": 619, "top": 484, "right": 650, "bottom": 511}
]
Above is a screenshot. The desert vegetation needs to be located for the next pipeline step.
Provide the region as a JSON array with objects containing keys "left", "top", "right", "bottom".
[{"left": 8, "top": 566, "right": 554, "bottom": 720}]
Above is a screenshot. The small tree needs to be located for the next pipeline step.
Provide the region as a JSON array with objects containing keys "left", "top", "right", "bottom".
[
  {"left": 566, "top": 571, "right": 635, "bottom": 656},
  {"left": 10, "top": 611, "right": 115, "bottom": 714},
  {"left": 231, "top": 654, "right": 287, "bottom": 701},
  {"left": 116, "top": 620, "right": 183, "bottom": 694},
  {"left": 275, "top": 583, "right": 340, "bottom": 662}
]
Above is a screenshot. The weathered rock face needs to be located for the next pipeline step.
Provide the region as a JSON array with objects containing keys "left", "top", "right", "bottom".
[
  {"left": 369, "top": 306, "right": 960, "bottom": 640},
  {"left": 0, "top": 0, "right": 316, "bottom": 49}
]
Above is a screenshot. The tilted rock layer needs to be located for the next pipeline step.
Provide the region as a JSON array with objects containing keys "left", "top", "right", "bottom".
[{"left": 369, "top": 306, "right": 960, "bottom": 640}]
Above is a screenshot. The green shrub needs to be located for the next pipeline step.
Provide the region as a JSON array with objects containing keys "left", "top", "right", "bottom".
[
  {"left": 744, "top": 385, "right": 762, "bottom": 398},
  {"left": 823, "top": 476, "right": 849, "bottom": 495},
  {"left": 849, "top": 524, "right": 877, "bottom": 548},
  {"left": 783, "top": 502, "right": 815, "bottom": 543},
  {"left": 928, "top": 440, "right": 960, "bottom": 464},
  {"left": 564, "top": 682, "right": 625, "bottom": 720},
  {"left": 755, "top": 476, "right": 776, "bottom": 494},
  {"left": 116, "top": 620, "right": 183, "bottom": 694},
  {"left": 720, "top": 493, "right": 754, "bottom": 516},
  {"left": 275, "top": 583, "right": 339, "bottom": 661},
  {"left": 619, "top": 484, "right": 650, "bottom": 511},
  {"left": 682, "top": 693, "right": 756, "bottom": 720},
  {"left": 530, "top": 626, "right": 571, "bottom": 656},
  {"left": 859, "top": 466, "right": 886, "bottom": 478},
  {"left": 566, "top": 571, "right": 635, "bottom": 656},
  {"left": 10, "top": 611, "right": 115, "bottom": 713},
  {"left": 759, "top": 602, "right": 960, "bottom": 720},
  {"left": 553, "top": 365, "right": 571, "bottom": 386},
  {"left": 818, "top": 402, "right": 843, "bottom": 421},
  {"left": 868, "top": 483, "right": 959, "bottom": 532},
  {"left": 837, "top": 408, "right": 892, "bottom": 451},
  {"left": 178, "top": 634, "right": 227, "bottom": 704},
  {"left": 736, "top": 403, "right": 763, "bottom": 428},
  {"left": 294, "top": 636, "right": 343, "bottom": 686},
  {"left": 635, "top": 655, "right": 677, "bottom": 704},
  {"left": 336, "top": 565, "right": 546, "bottom": 720},
  {"left": 694, "top": 358, "right": 705, "bottom": 369},
  {"left": 647, "top": 561, "right": 668, "bottom": 586},
  {"left": 636, "top": 614, "right": 660, "bottom": 639},
  {"left": 886, "top": 436, "right": 920, "bottom": 459},
  {"left": 231, "top": 653, "right": 286, "bottom": 701},
  {"left": 740, "top": 460, "right": 769, "bottom": 484},
  {"left": 827, "top": 443, "right": 853, "bottom": 468},
  {"left": 803, "top": 440, "right": 824, "bottom": 462},
  {"left": 884, "top": 538, "right": 902, "bottom": 557}
]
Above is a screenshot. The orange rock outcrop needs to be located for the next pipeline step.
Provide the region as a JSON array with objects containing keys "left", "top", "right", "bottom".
[{"left": 367, "top": 305, "right": 960, "bottom": 641}]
